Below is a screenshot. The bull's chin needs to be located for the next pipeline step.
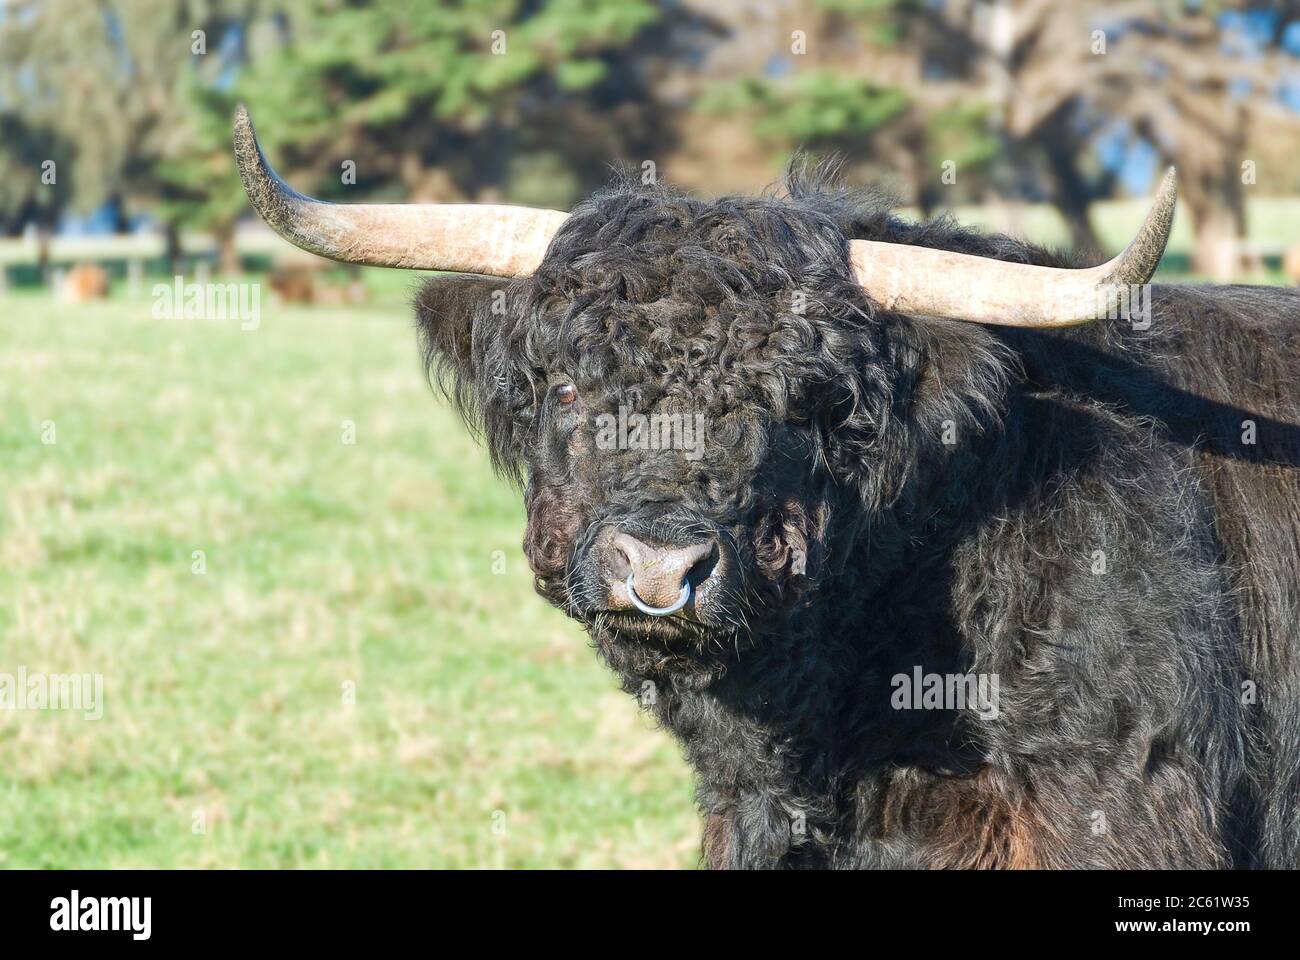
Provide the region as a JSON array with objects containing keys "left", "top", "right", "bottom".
[{"left": 582, "top": 609, "right": 739, "bottom": 682}]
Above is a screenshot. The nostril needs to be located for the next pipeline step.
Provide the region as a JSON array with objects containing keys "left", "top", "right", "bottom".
[
  {"left": 608, "top": 532, "right": 646, "bottom": 581},
  {"left": 608, "top": 538, "right": 633, "bottom": 580},
  {"left": 682, "top": 541, "right": 718, "bottom": 588}
]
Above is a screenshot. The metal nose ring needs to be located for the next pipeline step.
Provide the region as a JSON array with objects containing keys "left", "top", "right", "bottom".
[{"left": 626, "top": 572, "right": 691, "bottom": 617}]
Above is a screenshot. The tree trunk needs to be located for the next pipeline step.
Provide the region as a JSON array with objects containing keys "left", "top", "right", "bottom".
[
  {"left": 1184, "top": 164, "right": 1246, "bottom": 282},
  {"left": 902, "top": 122, "right": 940, "bottom": 219},
  {"left": 1179, "top": 104, "right": 1248, "bottom": 282},
  {"left": 163, "top": 221, "right": 183, "bottom": 277},
  {"left": 35, "top": 218, "right": 52, "bottom": 286},
  {"left": 213, "top": 221, "right": 240, "bottom": 276},
  {"left": 109, "top": 194, "right": 132, "bottom": 234},
  {"left": 1034, "top": 109, "right": 1104, "bottom": 258},
  {"left": 1042, "top": 151, "right": 1103, "bottom": 258},
  {"left": 1190, "top": 201, "right": 1244, "bottom": 281}
]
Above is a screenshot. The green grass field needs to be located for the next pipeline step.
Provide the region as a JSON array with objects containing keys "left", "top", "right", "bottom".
[{"left": 0, "top": 286, "right": 698, "bottom": 868}]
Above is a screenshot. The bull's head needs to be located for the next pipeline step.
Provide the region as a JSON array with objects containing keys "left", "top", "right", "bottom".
[{"left": 234, "top": 107, "right": 1175, "bottom": 679}]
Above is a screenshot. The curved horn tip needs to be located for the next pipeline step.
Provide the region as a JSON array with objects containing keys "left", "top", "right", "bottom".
[
  {"left": 229, "top": 103, "right": 565, "bottom": 275},
  {"left": 232, "top": 104, "right": 306, "bottom": 219},
  {"left": 1155, "top": 165, "right": 1178, "bottom": 211},
  {"left": 232, "top": 104, "right": 265, "bottom": 170},
  {"left": 232, "top": 103, "right": 253, "bottom": 146},
  {"left": 1127, "top": 165, "right": 1178, "bottom": 277}
]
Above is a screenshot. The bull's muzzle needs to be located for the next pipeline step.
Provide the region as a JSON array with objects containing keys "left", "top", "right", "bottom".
[
  {"left": 625, "top": 572, "right": 692, "bottom": 617},
  {"left": 600, "top": 530, "right": 717, "bottom": 618}
]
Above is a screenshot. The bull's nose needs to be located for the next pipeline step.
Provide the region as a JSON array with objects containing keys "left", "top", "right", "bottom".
[{"left": 606, "top": 531, "right": 716, "bottom": 615}]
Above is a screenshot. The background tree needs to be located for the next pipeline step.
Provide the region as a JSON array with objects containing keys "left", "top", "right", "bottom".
[
  {"left": 0, "top": 114, "right": 69, "bottom": 279},
  {"left": 3, "top": 0, "right": 1299, "bottom": 285},
  {"left": 905, "top": 0, "right": 1300, "bottom": 276},
  {"left": 693, "top": 0, "right": 1000, "bottom": 211},
  {"left": 156, "top": 7, "right": 298, "bottom": 275},
  {"left": 1078, "top": 1, "right": 1300, "bottom": 277},
  {"left": 693, "top": 0, "right": 1300, "bottom": 275},
  {"left": 0, "top": 0, "right": 281, "bottom": 269},
  {"left": 236, "top": 0, "right": 676, "bottom": 210}
]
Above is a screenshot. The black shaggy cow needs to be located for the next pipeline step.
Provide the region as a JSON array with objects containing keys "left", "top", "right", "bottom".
[{"left": 235, "top": 108, "right": 1299, "bottom": 869}]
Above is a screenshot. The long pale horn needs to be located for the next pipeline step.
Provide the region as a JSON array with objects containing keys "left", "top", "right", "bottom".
[
  {"left": 848, "top": 167, "right": 1177, "bottom": 327},
  {"left": 233, "top": 105, "right": 567, "bottom": 276}
]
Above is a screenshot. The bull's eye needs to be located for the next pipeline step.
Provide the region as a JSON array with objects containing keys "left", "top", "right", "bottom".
[{"left": 554, "top": 382, "right": 578, "bottom": 406}]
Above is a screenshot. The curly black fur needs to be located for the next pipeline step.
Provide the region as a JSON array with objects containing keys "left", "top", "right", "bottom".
[{"left": 415, "top": 162, "right": 1300, "bottom": 869}]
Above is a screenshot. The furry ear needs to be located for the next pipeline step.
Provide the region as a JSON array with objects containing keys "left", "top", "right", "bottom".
[
  {"left": 414, "top": 274, "right": 504, "bottom": 393},
  {"left": 414, "top": 274, "right": 532, "bottom": 484},
  {"left": 818, "top": 312, "right": 1012, "bottom": 518}
]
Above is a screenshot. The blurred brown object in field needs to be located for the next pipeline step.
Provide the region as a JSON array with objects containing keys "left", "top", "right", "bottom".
[
  {"left": 268, "top": 262, "right": 368, "bottom": 305},
  {"left": 60, "top": 263, "right": 110, "bottom": 302},
  {"left": 268, "top": 265, "right": 315, "bottom": 303},
  {"left": 1283, "top": 245, "right": 1300, "bottom": 286}
]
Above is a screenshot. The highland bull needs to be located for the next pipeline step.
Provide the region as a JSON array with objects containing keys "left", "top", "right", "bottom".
[{"left": 235, "top": 107, "right": 1299, "bottom": 869}]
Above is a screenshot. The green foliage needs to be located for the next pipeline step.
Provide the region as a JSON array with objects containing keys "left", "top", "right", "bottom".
[
  {"left": 817, "top": 0, "right": 909, "bottom": 11},
  {"left": 923, "top": 101, "right": 1000, "bottom": 176},
  {"left": 0, "top": 0, "right": 661, "bottom": 239},
  {"left": 0, "top": 0, "right": 273, "bottom": 228},
  {"left": 699, "top": 0, "right": 996, "bottom": 197},
  {"left": 696, "top": 0, "right": 914, "bottom": 155},
  {"left": 0, "top": 115, "right": 64, "bottom": 228},
  {"left": 156, "top": 83, "right": 247, "bottom": 234},
  {"left": 555, "top": 58, "right": 609, "bottom": 92},
  {"left": 241, "top": 0, "right": 661, "bottom": 195},
  {"left": 704, "top": 72, "right": 908, "bottom": 146}
]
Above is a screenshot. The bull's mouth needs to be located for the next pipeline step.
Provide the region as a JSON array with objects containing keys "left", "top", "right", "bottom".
[
  {"left": 580, "top": 603, "right": 753, "bottom": 683},
  {"left": 588, "top": 602, "right": 701, "bottom": 631},
  {"left": 581, "top": 600, "right": 726, "bottom": 644}
]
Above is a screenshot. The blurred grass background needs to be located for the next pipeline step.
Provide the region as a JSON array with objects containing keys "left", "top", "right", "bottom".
[{"left": 0, "top": 280, "right": 698, "bottom": 868}]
